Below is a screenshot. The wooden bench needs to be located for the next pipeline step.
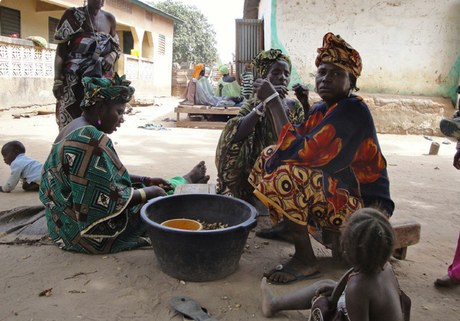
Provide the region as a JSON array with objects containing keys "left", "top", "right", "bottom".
[
  {"left": 392, "top": 220, "right": 421, "bottom": 260},
  {"left": 174, "top": 104, "right": 240, "bottom": 129},
  {"left": 330, "top": 219, "right": 421, "bottom": 261}
]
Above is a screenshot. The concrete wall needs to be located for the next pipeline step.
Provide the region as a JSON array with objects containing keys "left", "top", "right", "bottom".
[{"left": 259, "top": 0, "right": 460, "bottom": 103}]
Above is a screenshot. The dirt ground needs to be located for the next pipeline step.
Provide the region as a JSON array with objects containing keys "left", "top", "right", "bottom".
[{"left": 0, "top": 98, "right": 459, "bottom": 321}]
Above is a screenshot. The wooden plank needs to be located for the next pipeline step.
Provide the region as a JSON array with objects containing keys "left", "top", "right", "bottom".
[
  {"left": 175, "top": 106, "right": 240, "bottom": 115},
  {"left": 176, "top": 120, "right": 228, "bottom": 129},
  {"left": 174, "top": 184, "right": 217, "bottom": 195}
]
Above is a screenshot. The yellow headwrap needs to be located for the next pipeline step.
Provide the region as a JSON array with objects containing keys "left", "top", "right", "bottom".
[
  {"left": 315, "top": 32, "right": 362, "bottom": 78},
  {"left": 192, "top": 63, "right": 205, "bottom": 79}
]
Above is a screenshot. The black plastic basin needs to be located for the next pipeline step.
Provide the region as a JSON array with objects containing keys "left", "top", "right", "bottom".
[{"left": 140, "top": 194, "right": 257, "bottom": 282}]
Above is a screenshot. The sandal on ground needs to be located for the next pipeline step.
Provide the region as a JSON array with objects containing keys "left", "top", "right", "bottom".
[
  {"left": 170, "top": 296, "right": 218, "bottom": 321},
  {"left": 434, "top": 275, "right": 460, "bottom": 288},
  {"left": 263, "top": 264, "right": 321, "bottom": 285}
]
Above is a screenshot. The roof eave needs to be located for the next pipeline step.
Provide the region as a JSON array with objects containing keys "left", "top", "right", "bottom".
[{"left": 128, "top": 0, "right": 183, "bottom": 23}]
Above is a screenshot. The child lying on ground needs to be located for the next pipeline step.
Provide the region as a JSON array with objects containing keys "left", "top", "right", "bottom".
[
  {"left": 260, "top": 207, "right": 410, "bottom": 321},
  {"left": 1, "top": 141, "right": 42, "bottom": 192}
]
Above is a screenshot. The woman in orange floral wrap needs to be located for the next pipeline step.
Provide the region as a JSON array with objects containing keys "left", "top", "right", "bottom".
[{"left": 249, "top": 32, "right": 394, "bottom": 284}]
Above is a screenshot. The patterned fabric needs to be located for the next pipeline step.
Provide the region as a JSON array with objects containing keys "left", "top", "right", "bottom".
[
  {"left": 315, "top": 32, "right": 362, "bottom": 78},
  {"left": 215, "top": 98, "right": 304, "bottom": 200},
  {"left": 253, "top": 49, "right": 291, "bottom": 78},
  {"left": 55, "top": 7, "right": 121, "bottom": 129},
  {"left": 39, "top": 126, "right": 148, "bottom": 254},
  {"left": 240, "top": 71, "right": 254, "bottom": 99},
  {"left": 192, "top": 63, "right": 205, "bottom": 79},
  {"left": 248, "top": 96, "right": 394, "bottom": 244},
  {"left": 81, "top": 74, "right": 134, "bottom": 108}
]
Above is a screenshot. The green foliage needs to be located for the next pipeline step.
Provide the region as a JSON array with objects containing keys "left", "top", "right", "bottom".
[{"left": 151, "top": 0, "right": 218, "bottom": 64}]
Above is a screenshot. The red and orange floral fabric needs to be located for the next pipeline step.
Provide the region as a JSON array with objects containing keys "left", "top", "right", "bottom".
[{"left": 249, "top": 96, "right": 393, "bottom": 244}]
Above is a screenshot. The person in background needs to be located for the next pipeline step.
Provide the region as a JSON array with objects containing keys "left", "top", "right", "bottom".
[
  {"left": 53, "top": 0, "right": 121, "bottom": 129},
  {"left": 182, "top": 64, "right": 240, "bottom": 107},
  {"left": 1, "top": 141, "right": 42, "bottom": 193},
  {"left": 216, "top": 64, "right": 241, "bottom": 98},
  {"left": 240, "top": 63, "right": 254, "bottom": 100}
]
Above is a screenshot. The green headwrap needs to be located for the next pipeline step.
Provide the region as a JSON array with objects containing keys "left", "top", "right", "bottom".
[
  {"left": 252, "top": 49, "right": 291, "bottom": 78},
  {"left": 81, "top": 73, "right": 135, "bottom": 109},
  {"left": 219, "top": 64, "right": 229, "bottom": 75}
]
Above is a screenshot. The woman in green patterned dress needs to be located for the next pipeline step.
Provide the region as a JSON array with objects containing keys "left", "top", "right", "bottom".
[
  {"left": 39, "top": 74, "right": 209, "bottom": 254},
  {"left": 215, "top": 49, "right": 309, "bottom": 202}
]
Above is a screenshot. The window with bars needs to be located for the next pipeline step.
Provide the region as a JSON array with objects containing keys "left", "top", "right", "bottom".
[
  {"left": 158, "top": 34, "right": 165, "bottom": 55},
  {"left": 0, "top": 6, "right": 21, "bottom": 37},
  {"left": 48, "top": 17, "right": 60, "bottom": 44}
]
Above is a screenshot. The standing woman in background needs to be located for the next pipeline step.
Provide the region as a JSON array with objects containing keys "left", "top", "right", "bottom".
[{"left": 53, "top": 0, "right": 121, "bottom": 129}]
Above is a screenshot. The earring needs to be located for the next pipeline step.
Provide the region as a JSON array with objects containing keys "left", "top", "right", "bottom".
[
  {"left": 97, "top": 119, "right": 101, "bottom": 126},
  {"left": 83, "top": 0, "right": 87, "bottom": 6}
]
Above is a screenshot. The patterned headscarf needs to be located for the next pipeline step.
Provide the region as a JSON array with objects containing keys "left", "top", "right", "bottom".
[
  {"left": 315, "top": 32, "right": 362, "bottom": 78},
  {"left": 81, "top": 73, "right": 135, "bottom": 109},
  {"left": 253, "top": 49, "right": 291, "bottom": 78},
  {"left": 219, "top": 64, "right": 229, "bottom": 75},
  {"left": 192, "top": 63, "right": 205, "bottom": 79}
]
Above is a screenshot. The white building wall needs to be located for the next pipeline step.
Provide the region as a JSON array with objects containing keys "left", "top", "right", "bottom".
[{"left": 262, "top": 0, "right": 460, "bottom": 99}]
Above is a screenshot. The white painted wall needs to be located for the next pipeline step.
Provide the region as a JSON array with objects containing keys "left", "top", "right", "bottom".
[{"left": 260, "top": 0, "right": 460, "bottom": 100}]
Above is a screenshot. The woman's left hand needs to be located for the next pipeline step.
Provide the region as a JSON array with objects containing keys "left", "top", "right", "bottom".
[
  {"left": 292, "top": 83, "right": 309, "bottom": 104},
  {"left": 143, "top": 177, "right": 173, "bottom": 192}
]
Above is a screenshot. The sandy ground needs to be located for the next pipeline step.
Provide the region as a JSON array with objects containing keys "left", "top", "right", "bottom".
[{"left": 0, "top": 98, "right": 459, "bottom": 321}]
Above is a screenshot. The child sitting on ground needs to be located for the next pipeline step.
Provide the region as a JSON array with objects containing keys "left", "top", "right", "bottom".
[
  {"left": 1, "top": 141, "right": 42, "bottom": 192},
  {"left": 260, "top": 207, "right": 409, "bottom": 321}
]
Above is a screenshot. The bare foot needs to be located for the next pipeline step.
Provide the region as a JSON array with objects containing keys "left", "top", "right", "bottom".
[
  {"left": 260, "top": 277, "right": 277, "bottom": 317},
  {"left": 264, "top": 257, "right": 320, "bottom": 284},
  {"left": 197, "top": 175, "right": 210, "bottom": 183},
  {"left": 183, "top": 161, "right": 207, "bottom": 183}
]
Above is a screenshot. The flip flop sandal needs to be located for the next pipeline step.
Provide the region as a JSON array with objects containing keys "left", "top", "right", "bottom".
[
  {"left": 170, "top": 296, "right": 219, "bottom": 321},
  {"left": 183, "top": 307, "right": 209, "bottom": 321},
  {"left": 263, "top": 264, "right": 322, "bottom": 285}
]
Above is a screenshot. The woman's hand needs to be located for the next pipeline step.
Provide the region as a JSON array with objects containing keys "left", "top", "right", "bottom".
[
  {"left": 292, "top": 83, "right": 310, "bottom": 115},
  {"left": 253, "top": 78, "right": 277, "bottom": 101},
  {"left": 293, "top": 83, "right": 309, "bottom": 104},
  {"left": 144, "top": 186, "right": 168, "bottom": 200},
  {"left": 143, "top": 177, "right": 173, "bottom": 192}
]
